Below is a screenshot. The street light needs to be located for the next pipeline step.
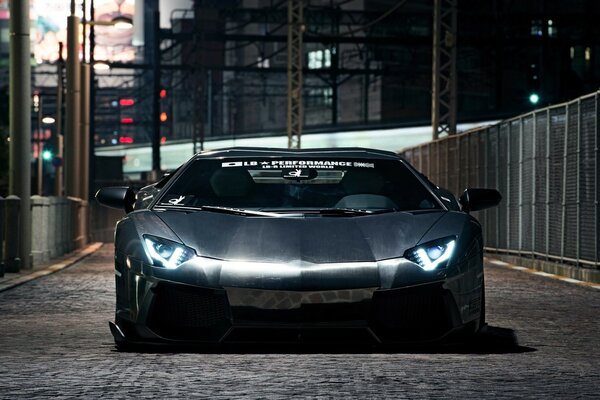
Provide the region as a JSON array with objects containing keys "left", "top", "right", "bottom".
[
  {"left": 92, "top": 61, "right": 110, "bottom": 71},
  {"left": 529, "top": 93, "right": 540, "bottom": 105}
]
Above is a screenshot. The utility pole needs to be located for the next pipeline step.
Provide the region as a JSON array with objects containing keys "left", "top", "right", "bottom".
[
  {"left": 80, "top": 0, "right": 90, "bottom": 200},
  {"left": 431, "top": 0, "right": 457, "bottom": 140},
  {"left": 34, "top": 94, "right": 43, "bottom": 195},
  {"left": 287, "top": 0, "right": 304, "bottom": 149},
  {"left": 65, "top": 0, "right": 81, "bottom": 197},
  {"left": 80, "top": 63, "right": 90, "bottom": 200},
  {"left": 8, "top": 0, "right": 32, "bottom": 270},
  {"left": 151, "top": 10, "right": 161, "bottom": 176},
  {"left": 55, "top": 42, "right": 65, "bottom": 196}
]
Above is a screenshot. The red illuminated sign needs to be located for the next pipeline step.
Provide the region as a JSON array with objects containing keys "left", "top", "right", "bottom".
[
  {"left": 119, "top": 98, "right": 135, "bottom": 106},
  {"left": 120, "top": 117, "right": 134, "bottom": 124},
  {"left": 119, "top": 136, "right": 134, "bottom": 144}
]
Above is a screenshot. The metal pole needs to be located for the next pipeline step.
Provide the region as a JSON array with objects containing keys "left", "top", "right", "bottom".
[
  {"left": 431, "top": 0, "right": 440, "bottom": 140},
  {"left": 495, "top": 127, "right": 500, "bottom": 249},
  {"left": 287, "top": 0, "right": 303, "bottom": 149},
  {"left": 65, "top": 5, "right": 81, "bottom": 198},
  {"left": 576, "top": 100, "right": 581, "bottom": 264},
  {"left": 531, "top": 113, "right": 537, "bottom": 256},
  {"left": 545, "top": 109, "right": 550, "bottom": 259},
  {"left": 431, "top": 0, "right": 457, "bottom": 139},
  {"left": 151, "top": 10, "right": 161, "bottom": 175},
  {"left": 89, "top": 0, "right": 96, "bottom": 197},
  {"left": 560, "top": 106, "right": 569, "bottom": 261},
  {"left": 37, "top": 96, "right": 43, "bottom": 195},
  {"left": 206, "top": 69, "right": 212, "bottom": 148},
  {"left": 55, "top": 43, "right": 64, "bottom": 196},
  {"left": 506, "top": 123, "right": 511, "bottom": 248},
  {"left": 8, "top": 0, "right": 32, "bottom": 270},
  {"left": 518, "top": 118, "right": 523, "bottom": 253},
  {"left": 80, "top": 63, "right": 90, "bottom": 200}
]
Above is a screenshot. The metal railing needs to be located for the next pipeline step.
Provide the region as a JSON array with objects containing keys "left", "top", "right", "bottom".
[{"left": 401, "top": 91, "right": 600, "bottom": 269}]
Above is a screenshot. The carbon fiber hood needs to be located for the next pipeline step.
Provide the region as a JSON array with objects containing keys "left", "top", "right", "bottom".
[{"left": 153, "top": 210, "right": 447, "bottom": 263}]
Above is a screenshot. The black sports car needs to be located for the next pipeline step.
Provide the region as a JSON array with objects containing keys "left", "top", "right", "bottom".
[{"left": 96, "top": 147, "right": 501, "bottom": 348}]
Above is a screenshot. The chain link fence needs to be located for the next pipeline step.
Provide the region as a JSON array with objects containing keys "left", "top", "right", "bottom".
[{"left": 402, "top": 91, "right": 599, "bottom": 270}]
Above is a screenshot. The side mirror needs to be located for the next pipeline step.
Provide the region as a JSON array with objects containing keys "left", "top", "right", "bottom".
[
  {"left": 459, "top": 188, "right": 502, "bottom": 212},
  {"left": 95, "top": 187, "right": 136, "bottom": 213}
]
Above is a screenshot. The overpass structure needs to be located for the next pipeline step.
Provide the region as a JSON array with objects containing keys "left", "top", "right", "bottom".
[{"left": 95, "top": 121, "right": 495, "bottom": 176}]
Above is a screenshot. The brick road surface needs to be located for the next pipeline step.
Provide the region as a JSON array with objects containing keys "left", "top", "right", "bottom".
[{"left": 0, "top": 244, "right": 599, "bottom": 399}]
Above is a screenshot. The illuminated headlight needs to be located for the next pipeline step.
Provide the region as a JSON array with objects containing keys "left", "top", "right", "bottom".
[
  {"left": 143, "top": 235, "right": 195, "bottom": 269},
  {"left": 405, "top": 237, "right": 456, "bottom": 271}
]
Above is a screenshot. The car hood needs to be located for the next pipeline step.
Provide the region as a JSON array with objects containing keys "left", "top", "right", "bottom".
[{"left": 153, "top": 210, "right": 447, "bottom": 263}]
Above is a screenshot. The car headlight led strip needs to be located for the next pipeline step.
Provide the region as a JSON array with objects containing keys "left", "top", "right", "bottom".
[
  {"left": 143, "top": 235, "right": 195, "bottom": 269},
  {"left": 405, "top": 237, "right": 456, "bottom": 271}
]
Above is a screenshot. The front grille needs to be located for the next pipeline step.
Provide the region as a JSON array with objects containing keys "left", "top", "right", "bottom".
[
  {"left": 370, "top": 283, "right": 454, "bottom": 341},
  {"left": 147, "top": 283, "right": 231, "bottom": 341}
]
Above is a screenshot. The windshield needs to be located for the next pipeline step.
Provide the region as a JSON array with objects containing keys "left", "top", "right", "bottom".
[{"left": 155, "top": 157, "right": 442, "bottom": 213}]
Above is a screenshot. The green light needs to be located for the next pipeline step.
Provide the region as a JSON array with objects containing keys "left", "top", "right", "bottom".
[
  {"left": 42, "top": 150, "right": 53, "bottom": 161},
  {"left": 529, "top": 93, "right": 540, "bottom": 104}
]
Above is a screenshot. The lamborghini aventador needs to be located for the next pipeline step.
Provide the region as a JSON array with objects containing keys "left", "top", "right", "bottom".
[{"left": 96, "top": 147, "right": 501, "bottom": 348}]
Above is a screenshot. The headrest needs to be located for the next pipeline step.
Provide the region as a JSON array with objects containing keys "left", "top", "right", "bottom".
[
  {"left": 340, "top": 169, "right": 385, "bottom": 194},
  {"left": 210, "top": 169, "right": 253, "bottom": 197}
]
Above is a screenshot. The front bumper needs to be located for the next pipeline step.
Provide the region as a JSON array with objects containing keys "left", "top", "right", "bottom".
[{"left": 114, "top": 254, "right": 483, "bottom": 344}]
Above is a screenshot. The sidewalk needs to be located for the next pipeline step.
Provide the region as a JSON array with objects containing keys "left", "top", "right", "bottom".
[{"left": 0, "top": 242, "right": 104, "bottom": 292}]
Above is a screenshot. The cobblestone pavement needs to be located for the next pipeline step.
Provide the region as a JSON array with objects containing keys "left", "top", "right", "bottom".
[{"left": 0, "top": 244, "right": 599, "bottom": 399}]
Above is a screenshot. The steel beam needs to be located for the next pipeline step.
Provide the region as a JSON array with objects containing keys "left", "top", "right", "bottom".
[
  {"left": 432, "top": 0, "right": 457, "bottom": 139},
  {"left": 287, "top": 0, "right": 304, "bottom": 149}
]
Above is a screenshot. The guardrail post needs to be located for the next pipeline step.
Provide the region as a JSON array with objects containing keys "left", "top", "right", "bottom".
[
  {"left": 518, "top": 117, "right": 524, "bottom": 254},
  {"left": 545, "top": 109, "right": 550, "bottom": 260},
  {"left": 576, "top": 99, "right": 581, "bottom": 265},
  {"left": 506, "top": 122, "right": 511, "bottom": 249},
  {"left": 561, "top": 106, "right": 569, "bottom": 261},
  {"left": 4, "top": 195, "right": 21, "bottom": 272},
  {"left": 531, "top": 112, "right": 537, "bottom": 258}
]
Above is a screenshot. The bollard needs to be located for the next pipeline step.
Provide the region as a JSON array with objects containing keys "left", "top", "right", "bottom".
[
  {"left": 0, "top": 196, "right": 4, "bottom": 277},
  {"left": 4, "top": 195, "right": 21, "bottom": 272}
]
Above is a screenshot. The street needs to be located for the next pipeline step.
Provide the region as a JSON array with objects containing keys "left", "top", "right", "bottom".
[{"left": 0, "top": 244, "right": 599, "bottom": 399}]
